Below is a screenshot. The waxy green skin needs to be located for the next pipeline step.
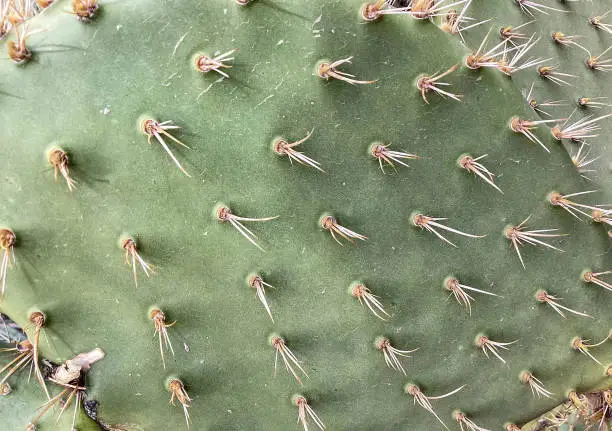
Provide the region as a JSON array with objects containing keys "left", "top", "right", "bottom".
[{"left": 0, "top": 0, "right": 611, "bottom": 429}]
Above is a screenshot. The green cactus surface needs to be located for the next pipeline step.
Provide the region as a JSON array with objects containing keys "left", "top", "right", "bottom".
[{"left": 0, "top": 0, "right": 611, "bottom": 430}]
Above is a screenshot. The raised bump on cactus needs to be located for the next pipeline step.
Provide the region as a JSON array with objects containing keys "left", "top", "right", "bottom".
[
  {"left": 503, "top": 216, "right": 566, "bottom": 269},
  {"left": 592, "top": 209, "right": 612, "bottom": 226},
  {"left": 168, "top": 378, "right": 192, "bottom": 430},
  {"left": 578, "top": 97, "right": 612, "bottom": 109},
  {"left": 519, "top": 371, "right": 553, "bottom": 399},
  {"left": 320, "top": 214, "right": 367, "bottom": 246},
  {"left": 359, "top": 1, "right": 411, "bottom": 21},
  {"left": 475, "top": 334, "right": 518, "bottom": 364},
  {"left": 590, "top": 11, "right": 612, "bottom": 34},
  {"left": 350, "top": 282, "right": 390, "bottom": 321},
  {"left": 551, "top": 31, "right": 584, "bottom": 50},
  {"left": 410, "top": 0, "right": 468, "bottom": 20},
  {"left": 444, "top": 276, "right": 502, "bottom": 315},
  {"left": 514, "top": 0, "right": 566, "bottom": 17},
  {"left": 505, "top": 423, "right": 521, "bottom": 431},
  {"left": 248, "top": 274, "right": 274, "bottom": 323},
  {"left": 370, "top": 143, "right": 419, "bottom": 173},
  {"left": 316, "top": 57, "right": 377, "bottom": 85},
  {"left": 538, "top": 65, "right": 576, "bottom": 86},
  {"left": 47, "top": 147, "right": 76, "bottom": 192},
  {"left": 411, "top": 212, "right": 485, "bottom": 248},
  {"left": 416, "top": 64, "right": 462, "bottom": 104},
  {"left": 509, "top": 117, "right": 564, "bottom": 153},
  {"left": 273, "top": 131, "right": 325, "bottom": 173},
  {"left": 582, "top": 269, "right": 612, "bottom": 293},
  {"left": 458, "top": 154, "right": 503, "bottom": 193},
  {"left": 0, "top": 381, "right": 10, "bottom": 396},
  {"left": 453, "top": 410, "right": 489, "bottom": 431},
  {"left": 120, "top": 236, "right": 154, "bottom": 288},
  {"left": 193, "top": 49, "right": 237, "bottom": 78},
  {"left": 72, "top": 0, "right": 99, "bottom": 22},
  {"left": 0, "top": 228, "right": 15, "bottom": 300},
  {"left": 466, "top": 28, "right": 510, "bottom": 70},
  {"left": 536, "top": 290, "right": 591, "bottom": 319},
  {"left": 586, "top": 46, "right": 612, "bottom": 71},
  {"left": 375, "top": 336, "right": 418, "bottom": 376},
  {"left": 500, "top": 21, "right": 534, "bottom": 44},
  {"left": 150, "top": 308, "right": 176, "bottom": 370},
  {"left": 25, "top": 311, "right": 50, "bottom": 400},
  {"left": 551, "top": 113, "right": 612, "bottom": 141},
  {"left": 293, "top": 394, "right": 325, "bottom": 431},
  {"left": 7, "top": 23, "right": 43, "bottom": 64},
  {"left": 140, "top": 117, "right": 191, "bottom": 177},
  {"left": 0, "top": 340, "right": 34, "bottom": 389},
  {"left": 404, "top": 383, "right": 465, "bottom": 430},
  {"left": 571, "top": 335, "right": 609, "bottom": 365},
  {"left": 216, "top": 204, "right": 279, "bottom": 251},
  {"left": 547, "top": 191, "right": 604, "bottom": 221},
  {"left": 501, "top": 34, "right": 548, "bottom": 75},
  {"left": 523, "top": 83, "right": 566, "bottom": 117},
  {"left": 439, "top": 1, "right": 490, "bottom": 39},
  {"left": 269, "top": 334, "right": 308, "bottom": 385}
]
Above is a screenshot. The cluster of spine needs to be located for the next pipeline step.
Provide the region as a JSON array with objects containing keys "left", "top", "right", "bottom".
[{"left": 0, "top": 0, "right": 611, "bottom": 430}]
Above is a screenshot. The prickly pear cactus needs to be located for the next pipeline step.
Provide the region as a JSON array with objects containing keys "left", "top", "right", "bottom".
[{"left": 0, "top": 0, "right": 611, "bottom": 430}]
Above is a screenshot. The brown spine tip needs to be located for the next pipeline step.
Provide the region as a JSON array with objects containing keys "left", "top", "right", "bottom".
[
  {"left": 0, "top": 229, "right": 16, "bottom": 249},
  {"left": 475, "top": 334, "right": 488, "bottom": 347},
  {"left": 140, "top": 118, "right": 156, "bottom": 136},
  {"left": 8, "top": 41, "right": 31, "bottom": 65},
  {"left": 316, "top": 62, "right": 331, "bottom": 79},
  {"left": 453, "top": 410, "right": 465, "bottom": 422},
  {"left": 404, "top": 383, "right": 419, "bottom": 395},
  {"left": 547, "top": 191, "right": 562, "bottom": 206},
  {"left": 28, "top": 311, "right": 46, "bottom": 327},
  {"left": 552, "top": 31, "right": 565, "bottom": 44},
  {"left": 370, "top": 144, "right": 385, "bottom": 159},
  {"left": 248, "top": 274, "right": 262, "bottom": 288},
  {"left": 320, "top": 215, "right": 335, "bottom": 230},
  {"left": 509, "top": 117, "right": 522, "bottom": 133},
  {"left": 465, "top": 54, "right": 481, "bottom": 70},
  {"left": 458, "top": 154, "right": 472, "bottom": 169},
  {"left": 272, "top": 138, "right": 288, "bottom": 155},
  {"left": 519, "top": 370, "right": 531, "bottom": 384},
  {"left": 47, "top": 148, "right": 68, "bottom": 167},
  {"left": 360, "top": 3, "right": 382, "bottom": 22},
  {"left": 72, "top": 0, "right": 99, "bottom": 22},
  {"left": 535, "top": 290, "right": 548, "bottom": 302},
  {"left": 216, "top": 205, "right": 231, "bottom": 222},
  {"left": 149, "top": 308, "right": 164, "bottom": 321},
  {"left": 582, "top": 270, "right": 594, "bottom": 283},
  {"left": 445, "top": 277, "right": 459, "bottom": 291},
  {"left": 538, "top": 66, "right": 552, "bottom": 76},
  {"left": 412, "top": 213, "right": 426, "bottom": 227},
  {"left": 351, "top": 283, "right": 366, "bottom": 298},
  {"left": 570, "top": 336, "right": 582, "bottom": 350},
  {"left": 374, "top": 336, "right": 389, "bottom": 351}
]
